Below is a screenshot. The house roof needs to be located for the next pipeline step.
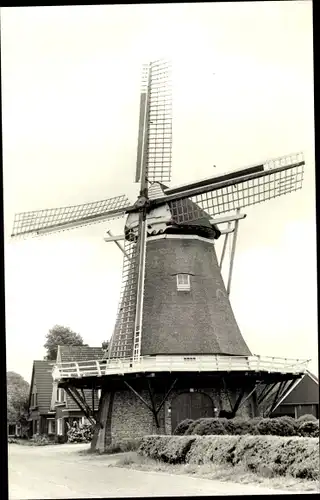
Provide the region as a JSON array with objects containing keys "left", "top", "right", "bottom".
[
  {"left": 57, "top": 345, "right": 105, "bottom": 363},
  {"left": 272, "top": 371, "right": 319, "bottom": 411},
  {"left": 29, "top": 360, "right": 55, "bottom": 414}
]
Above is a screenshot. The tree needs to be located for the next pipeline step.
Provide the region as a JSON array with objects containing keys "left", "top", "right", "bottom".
[
  {"left": 44, "top": 324, "right": 84, "bottom": 360},
  {"left": 7, "top": 371, "right": 29, "bottom": 424},
  {"left": 102, "top": 340, "right": 109, "bottom": 352}
]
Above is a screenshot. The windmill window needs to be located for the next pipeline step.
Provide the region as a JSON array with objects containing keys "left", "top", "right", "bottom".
[{"left": 176, "top": 274, "right": 191, "bottom": 291}]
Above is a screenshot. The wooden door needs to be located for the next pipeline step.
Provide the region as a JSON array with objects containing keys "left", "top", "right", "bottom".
[{"left": 171, "top": 391, "right": 214, "bottom": 432}]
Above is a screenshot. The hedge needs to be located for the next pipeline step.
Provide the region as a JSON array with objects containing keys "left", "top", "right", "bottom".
[
  {"left": 139, "top": 435, "right": 196, "bottom": 464},
  {"left": 138, "top": 435, "right": 319, "bottom": 480},
  {"left": 180, "top": 416, "right": 319, "bottom": 438},
  {"left": 173, "top": 419, "right": 194, "bottom": 435}
]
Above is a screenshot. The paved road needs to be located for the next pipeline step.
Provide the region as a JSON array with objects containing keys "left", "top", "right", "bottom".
[{"left": 8, "top": 443, "right": 294, "bottom": 498}]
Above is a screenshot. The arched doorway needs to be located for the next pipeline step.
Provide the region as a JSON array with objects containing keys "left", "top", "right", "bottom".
[{"left": 171, "top": 391, "right": 214, "bottom": 432}]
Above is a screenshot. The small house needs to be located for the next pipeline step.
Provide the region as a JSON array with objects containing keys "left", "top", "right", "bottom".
[
  {"left": 271, "top": 370, "right": 319, "bottom": 419},
  {"left": 28, "top": 360, "right": 55, "bottom": 436}
]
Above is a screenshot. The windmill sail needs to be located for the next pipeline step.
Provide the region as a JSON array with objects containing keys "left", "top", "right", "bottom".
[
  {"left": 160, "top": 153, "right": 305, "bottom": 223},
  {"left": 11, "top": 194, "right": 132, "bottom": 238},
  {"left": 135, "top": 59, "right": 172, "bottom": 185},
  {"left": 108, "top": 240, "right": 139, "bottom": 359}
]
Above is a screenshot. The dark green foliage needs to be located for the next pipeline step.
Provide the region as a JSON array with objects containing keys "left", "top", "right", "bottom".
[
  {"left": 256, "top": 417, "right": 296, "bottom": 436},
  {"left": 7, "top": 371, "right": 29, "bottom": 424},
  {"left": 298, "top": 421, "right": 319, "bottom": 438},
  {"left": 67, "top": 423, "right": 94, "bottom": 443},
  {"left": 44, "top": 325, "right": 84, "bottom": 360},
  {"left": 226, "top": 417, "right": 258, "bottom": 435},
  {"left": 31, "top": 434, "right": 55, "bottom": 446},
  {"left": 139, "top": 434, "right": 319, "bottom": 481},
  {"left": 184, "top": 420, "right": 199, "bottom": 435},
  {"left": 257, "top": 418, "right": 285, "bottom": 436},
  {"left": 180, "top": 415, "right": 318, "bottom": 439},
  {"left": 139, "top": 435, "right": 196, "bottom": 464},
  {"left": 191, "top": 418, "right": 227, "bottom": 436},
  {"left": 297, "top": 414, "right": 317, "bottom": 423},
  {"left": 275, "top": 415, "right": 297, "bottom": 428},
  {"left": 104, "top": 438, "right": 142, "bottom": 454},
  {"left": 173, "top": 419, "right": 194, "bottom": 435}
]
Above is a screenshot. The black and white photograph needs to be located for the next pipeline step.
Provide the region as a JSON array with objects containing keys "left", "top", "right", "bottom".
[{"left": 2, "top": 1, "right": 318, "bottom": 498}]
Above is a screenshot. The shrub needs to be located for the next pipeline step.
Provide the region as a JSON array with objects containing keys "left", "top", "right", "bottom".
[
  {"left": 226, "top": 417, "right": 258, "bottom": 435},
  {"left": 298, "top": 421, "right": 319, "bottom": 438},
  {"left": 139, "top": 434, "right": 319, "bottom": 481},
  {"left": 186, "top": 435, "right": 241, "bottom": 465},
  {"left": 184, "top": 420, "right": 200, "bottom": 435},
  {"left": 191, "top": 418, "right": 227, "bottom": 436},
  {"left": 139, "top": 435, "right": 196, "bottom": 464},
  {"left": 297, "top": 414, "right": 317, "bottom": 423},
  {"left": 275, "top": 415, "right": 297, "bottom": 428},
  {"left": 67, "top": 423, "right": 94, "bottom": 443},
  {"left": 256, "top": 418, "right": 285, "bottom": 436},
  {"left": 105, "top": 438, "right": 142, "bottom": 454},
  {"left": 30, "top": 434, "right": 53, "bottom": 446},
  {"left": 266, "top": 417, "right": 296, "bottom": 436},
  {"left": 173, "top": 419, "right": 194, "bottom": 435},
  {"left": 8, "top": 437, "right": 18, "bottom": 444}
]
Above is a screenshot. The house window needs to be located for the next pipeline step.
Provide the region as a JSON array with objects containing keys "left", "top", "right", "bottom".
[
  {"left": 176, "top": 274, "right": 191, "bottom": 291},
  {"left": 31, "top": 393, "right": 37, "bottom": 407},
  {"left": 97, "top": 389, "right": 101, "bottom": 400},
  {"left": 56, "top": 388, "right": 66, "bottom": 403},
  {"left": 57, "top": 418, "right": 63, "bottom": 436},
  {"left": 48, "top": 419, "right": 55, "bottom": 434}
]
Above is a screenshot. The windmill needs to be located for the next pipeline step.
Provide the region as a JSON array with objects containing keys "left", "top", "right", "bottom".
[{"left": 11, "top": 59, "right": 308, "bottom": 450}]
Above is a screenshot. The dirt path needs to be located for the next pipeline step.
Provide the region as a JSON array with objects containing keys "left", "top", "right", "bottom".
[{"left": 8, "top": 443, "right": 293, "bottom": 498}]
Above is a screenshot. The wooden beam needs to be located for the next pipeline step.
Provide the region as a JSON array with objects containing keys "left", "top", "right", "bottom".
[
  {"left": 231, "top": 387, "right": 246, "bottom": 416},
  {"left": 103, "top": 234, "right": 125, "bottom": 242},
  {"left": 268, "top": 379, "right": 298, "bottom": 415},
  {"left": 222, "top": 377, "right": 233, "bottom": 412},
  {"left": 237, "top": 382, "right": 262, "bottom": 412},
  {"left": 105, "top": 230, "right": 131, "bottom": 260},
  {"left": 124, "top": 380, "right": 154, "bottom": 412},
  {"left": 146, "top": 379, "right": 160, "bottom": 428},
  {"left": 64, "top": 387, "right": 95, "bottom": 425},
  {"left": 257, "top": 382, "right": 278, "bottom": 405},
  {"left": 227, "top": 208, "right": 241, "bottom": 296},
  {"left": 219, "top": 224, "right": 231, "bottom": 269},
  {"left": 155, "top": 378, "right": 178, "bottom": 415},
  {"left": 68, "top": 387, "right": 96, "bottom": 425},
  {"left": 210, "top": 212, "right": 247, "bottom": 225},
  {"left": 266, "top": 380, "right": 286, "bottom": 416}
]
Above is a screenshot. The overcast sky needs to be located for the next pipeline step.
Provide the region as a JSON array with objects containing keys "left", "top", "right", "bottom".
[{"left": 2, "top": 2, "right": 316, "bottom": 383}]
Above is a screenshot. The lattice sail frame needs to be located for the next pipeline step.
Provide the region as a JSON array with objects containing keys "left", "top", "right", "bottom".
[
  {"left": 135, "top": 59, "right": 172, "bottom": 184},
  {"left": 11, "top": 195, "right": 131, "bottom": 238},
  {"left": 168, "top": 153, "right": 304, "bottom": 223},
  {"left": 108, "top": 240, "right": 139, "bottom": 359}
]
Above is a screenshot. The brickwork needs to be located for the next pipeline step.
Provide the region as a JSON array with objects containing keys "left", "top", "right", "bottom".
[{"left": 92, "top": 380, "right": 254, "bottom": 450}]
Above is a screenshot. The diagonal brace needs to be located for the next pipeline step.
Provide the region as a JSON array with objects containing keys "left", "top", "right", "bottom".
[
  {"left": 237, "top": 382, "right": 262, "bottom": 412},
  {"left": 124, "top": 381, "right": 154, "bottom": 412},
  {"left": 64, "top": 387, "right": 96, "bottom": 425}
]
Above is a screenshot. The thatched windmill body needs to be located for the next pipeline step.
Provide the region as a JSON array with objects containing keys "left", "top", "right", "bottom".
[{"left": 12, "top": 60, "right": 309, "bottom": 451}]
